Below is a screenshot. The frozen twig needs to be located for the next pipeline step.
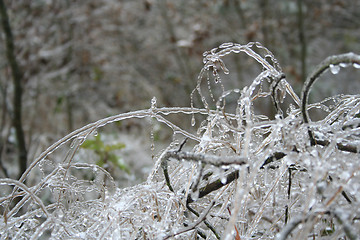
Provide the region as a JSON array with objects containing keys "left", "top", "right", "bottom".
[
  {"left": 188, "top": 170, "right": 239, "bottom": 203},
  {"left": 162, "top": 150, "right": 244, "bottom": 203},
  {"left": 186, "top": 204, "right": 220, "bottom": 239},
  {"left": 164, "top": 200, "right": 215, "bottom": 239},
  {"left": 0, "top": 178, "right": 49, "bottom": 219},
  {"left": 165, "top": 150, "right": 248, "bottom": 167}
]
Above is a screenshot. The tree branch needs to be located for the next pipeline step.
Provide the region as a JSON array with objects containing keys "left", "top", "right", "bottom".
[
  {"left": 165, "top": 150, "right": 248, "bottom": 167},
  {"left": 187, "top": 170, "right": 239, "bottom": 204},
  {"left": 301, "top": 53, "right": 360, "bottom": 145},
  {"left": 163, "top": 150, "right": 244, "bottom": 203}
]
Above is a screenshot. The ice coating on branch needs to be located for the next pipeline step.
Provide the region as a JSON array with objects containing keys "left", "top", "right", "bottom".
[{"left": 1, "top": 45, "right": 360, "bottom": 239}]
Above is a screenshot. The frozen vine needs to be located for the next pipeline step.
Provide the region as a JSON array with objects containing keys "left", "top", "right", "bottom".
[{"left": 1, "top": 43, "right": 360, "bottom": 239}]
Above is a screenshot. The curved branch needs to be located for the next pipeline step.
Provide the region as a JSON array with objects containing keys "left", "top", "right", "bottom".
[
  {"left": 271, "top": 73, "right": 286, "bottom": 116},
  {"left": 300, "top": 53, "right": 360, "bottom": 144},
  {"left": 0, "top": 178, "right": 49, "bottom": 218}
]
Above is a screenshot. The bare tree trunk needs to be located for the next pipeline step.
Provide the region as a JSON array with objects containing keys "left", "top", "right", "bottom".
[
  {"left": 260, "top": 0, "right": 270, "bottom": 47},
  {"left": 0, "top": 0, "right": 27, "bottom": 179},
  {"left": 297, "top": 0, "right": 307, "bottom": 83}
]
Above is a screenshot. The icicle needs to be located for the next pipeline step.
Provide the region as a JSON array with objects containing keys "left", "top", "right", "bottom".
[
  {"left": 340, "top": 62, "right": 350, "bottom": 68},
  {"left": 353, "top": 62, "right": 360, "bottom": 69},
  {"left": 70, "top": 138, "right": 77, "bottom": 148},
  {"left": 191, "top": 115, "right": 196, "bottom": 126},
  {"left": 219, "top": 59, "right": 230, "bottom": 74},
  {"left": 329, "top": 64, "right": 340, "bottom": 74},
  {"left": 151, "top": 96, "right": 157, "bottom": 109}
]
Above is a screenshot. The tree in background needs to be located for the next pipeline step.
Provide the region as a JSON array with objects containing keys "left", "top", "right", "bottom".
[{"left": 0, "top": 0, "right": 27, "bottom": 179}]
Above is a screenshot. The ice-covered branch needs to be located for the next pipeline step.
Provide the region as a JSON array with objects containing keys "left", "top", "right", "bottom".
[
  {"left": 301, "top": 53, "right": 360, "bottom": 144},
  {"left": 164, "top": 200, "right": 215, "bottom": 239},
  {"left": 165, "top": 150, "right": 248, "bottom": 167}
]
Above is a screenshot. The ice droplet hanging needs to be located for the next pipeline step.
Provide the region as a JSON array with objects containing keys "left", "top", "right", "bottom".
[{"left": 329, "top": 64, "right": 340, "bottom": 74}]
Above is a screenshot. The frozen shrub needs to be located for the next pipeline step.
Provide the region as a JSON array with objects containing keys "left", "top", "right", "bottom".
[{"left": 1, "top": 42, "right": 360, "bottom": 239}]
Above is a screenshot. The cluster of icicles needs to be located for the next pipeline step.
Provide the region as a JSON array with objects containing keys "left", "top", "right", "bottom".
[{"left": 1, "top": 42, "right": 360, "bottom": 239}]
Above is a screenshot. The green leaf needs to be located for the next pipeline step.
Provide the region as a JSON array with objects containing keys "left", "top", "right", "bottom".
[
  {"left": 96, "top": 158, "right": 105, "bottom": 167},
  {"left": 104, "top": 143, "right": 126, "bottom": 152},
  {"left": 80, "top": 134, "right": 104, "bottom": 151},
  {"left": 108, "top": 154, "right": 131, "bottom": 174}
]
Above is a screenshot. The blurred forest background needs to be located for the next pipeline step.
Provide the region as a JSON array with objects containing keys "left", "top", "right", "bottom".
[{"left": 0, "top": 0, "right": 359, "bottom": 180}]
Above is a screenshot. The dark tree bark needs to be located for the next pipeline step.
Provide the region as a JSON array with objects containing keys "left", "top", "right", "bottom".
[
  {"left": 297, "top": 0, "right": 307, "bottom": 82},
  {"left": 0, "top": 0, "right": 27, "bottom": 179}
]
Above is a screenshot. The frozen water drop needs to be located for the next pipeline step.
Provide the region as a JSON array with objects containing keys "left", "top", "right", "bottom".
[
  {"left": 15, "top": 221, "right": 22, "bottom": 228},
  {"left": 329, "top": 64, "right": 340, "bottom": 74},
  {"left": 93, "top": 130, "right": 98, "bottom": 136},
  {"left": 151, "top": 96, "right": 157, "bottom": 109},
  {"left": 353, "top": 62, "right": 360, "bottom": 69},
  {"left": 191, "top": 115, "right": 196, "bottom": 126},
  {"left": 221, "top": 176, "right": 227, "bottom": 184},
  {"left": 340, "top": 62, "right": 350, "bottom": 68},
  {"left": 151, "top": 96, "right": 157, "bottom": 105},
  {"left": 35, "top": 211, "right": 44, "bottom": 218}
]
